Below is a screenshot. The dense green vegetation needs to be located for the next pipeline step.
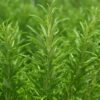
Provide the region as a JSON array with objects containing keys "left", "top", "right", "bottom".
[{"left": 0, "top": 0, "right": 100, "bottom": 100}]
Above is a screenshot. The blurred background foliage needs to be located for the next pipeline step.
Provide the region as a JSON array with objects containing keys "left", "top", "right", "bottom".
[{"left": 0, "top": 0, "right": 99, "bottom": 30}]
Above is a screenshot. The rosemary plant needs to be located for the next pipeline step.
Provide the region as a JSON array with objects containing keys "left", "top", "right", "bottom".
[
  {"left": 0, "top": 0, "right": 99, "bottom": 100},
  {"left": 26, "top": 3, "right": 67, "bottom": 100},
  {"left": 0, "top": 22, "right": 24, "bottom": 100}
]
